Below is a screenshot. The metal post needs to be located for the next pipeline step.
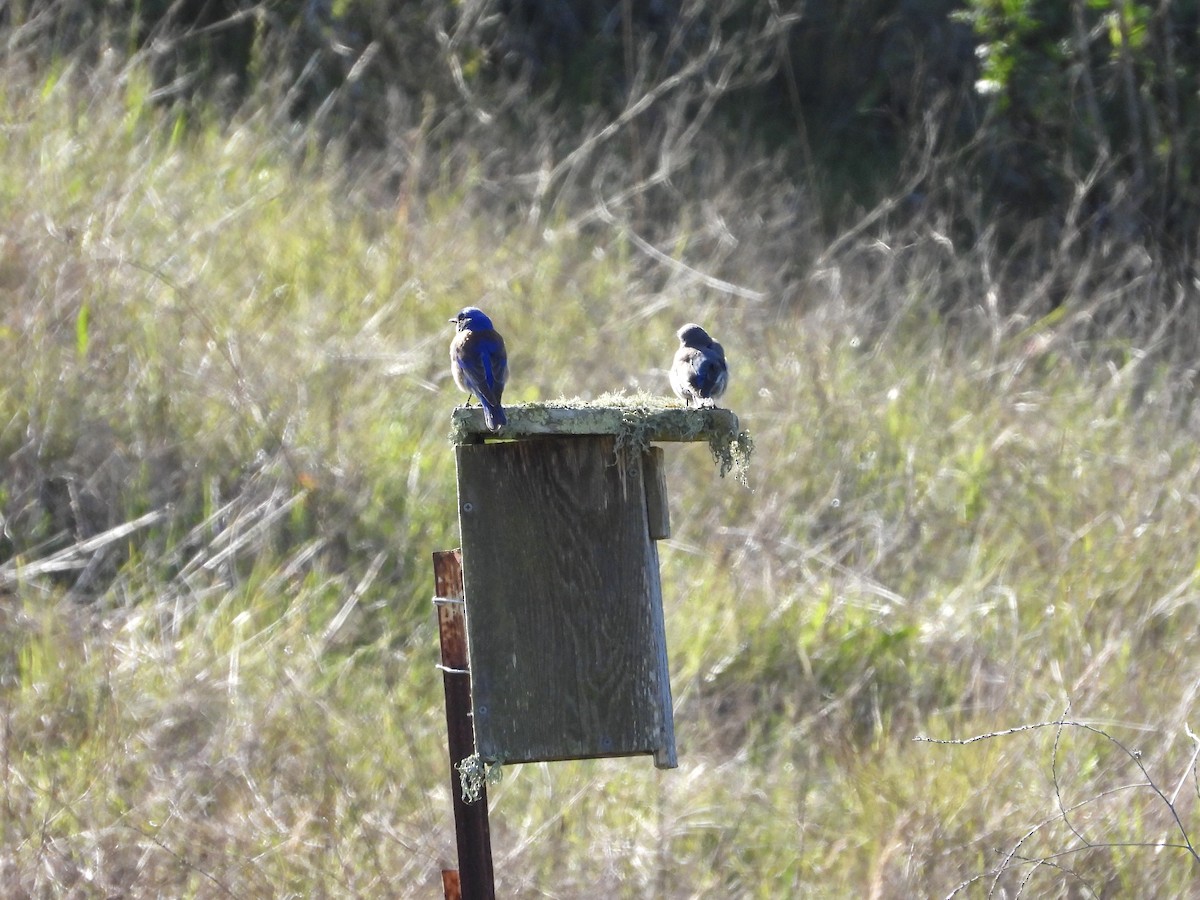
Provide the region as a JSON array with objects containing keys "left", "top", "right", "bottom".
[{"left": 433, "top": 549, "right": 496, "bottom": 900}]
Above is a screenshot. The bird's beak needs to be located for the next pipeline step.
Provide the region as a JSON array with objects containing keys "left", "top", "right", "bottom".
[{"left": 448, "top": 316, "right": 456, "bottom": 323}]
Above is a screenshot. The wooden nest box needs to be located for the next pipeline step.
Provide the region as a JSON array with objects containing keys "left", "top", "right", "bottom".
[{"left": 451, "top": 402, "right": 742, "bottom": 770}]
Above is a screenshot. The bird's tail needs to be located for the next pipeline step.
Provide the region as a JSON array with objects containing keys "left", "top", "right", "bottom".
[{"left": 482, "top": 400, "right": 507, "bottom": 431}]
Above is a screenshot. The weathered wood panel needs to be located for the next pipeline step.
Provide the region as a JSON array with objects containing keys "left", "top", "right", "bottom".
[
  {"left": 450, "top": 403, "right": 739, "bottom": 445},
  {"left": 643, "top": 446, "right": 670, "bottom": 541},
  {"left": 455, "top": 436, "right": 676, "bottom": 767}
]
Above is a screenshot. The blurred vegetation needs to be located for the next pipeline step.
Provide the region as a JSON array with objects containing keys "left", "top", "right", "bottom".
[
  {"left": 10, "top": 1, "right": 1200, "bottom": 253},
  {"left": 3, "top": 1, "right": 1200, "bottom": 898},
  {"left": 11, "top": 2, "right": 1200, "bottom": 233}
]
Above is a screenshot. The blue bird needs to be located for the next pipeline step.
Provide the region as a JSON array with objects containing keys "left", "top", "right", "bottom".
[
  {"left": 669, "top": 323, "right": 728, "bottom": 408},
  {"left": 450, "top": 306, "right": 508, "bottom": 431}
]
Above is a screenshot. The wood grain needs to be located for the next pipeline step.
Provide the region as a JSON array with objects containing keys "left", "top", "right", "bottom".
[
  {"left": 455, "top": 435, "right": 676, "bottom": 767},
  {"left": 643, "top": 446, "right": 670, "bottom": 541}
]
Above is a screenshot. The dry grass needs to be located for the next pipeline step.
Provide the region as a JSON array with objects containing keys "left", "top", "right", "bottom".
[{"left": 1, "top": 42, "right": 1200, "bottom": 900}]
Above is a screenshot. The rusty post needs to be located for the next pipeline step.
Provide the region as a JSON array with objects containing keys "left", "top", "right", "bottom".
[
  {"left": 440, "top": 870, "right": 461, "bottom": 900},
  {"left": 434, "top": 549, "right": 495, "bottom": 900}
]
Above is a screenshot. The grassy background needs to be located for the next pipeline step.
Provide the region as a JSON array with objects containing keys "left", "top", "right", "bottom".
[{"left": 2, "top": 50, "right": 1200, "bottom": 899}]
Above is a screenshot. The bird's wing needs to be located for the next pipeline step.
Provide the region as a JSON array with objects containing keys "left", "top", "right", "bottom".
[
  {"left": 685, "top": 343, "right": 725, "bottom": 395},
  {"left": 458, "top": 330, "right": 508, "bottom": 407}
]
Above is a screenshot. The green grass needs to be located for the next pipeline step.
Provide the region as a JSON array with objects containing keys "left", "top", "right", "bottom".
[{"left": 2, "top": 54, "right": 1200, "bottom": 898}]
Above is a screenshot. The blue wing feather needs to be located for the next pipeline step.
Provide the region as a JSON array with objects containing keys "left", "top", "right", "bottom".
[{"left": 453, "top": 327, "right": 508, "bottom": 429}]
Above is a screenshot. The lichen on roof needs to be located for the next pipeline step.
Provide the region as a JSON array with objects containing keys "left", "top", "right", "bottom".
[
  {"left": 708, "top": 427, "right": 754, "bottom": 485},
  {"left": 450, "top": 392, "right": 752, "bottom": 483}
]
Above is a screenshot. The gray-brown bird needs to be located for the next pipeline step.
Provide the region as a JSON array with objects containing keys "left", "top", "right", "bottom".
[{"left": 669, "top": 323, "right": 728, "bottom": 408}]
